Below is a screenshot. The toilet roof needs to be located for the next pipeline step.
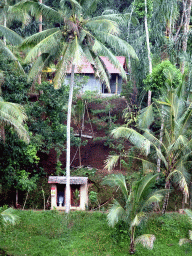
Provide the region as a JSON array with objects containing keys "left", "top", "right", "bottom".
[{"left": 48, "top": 176, "right": 88, "bottom": 185}]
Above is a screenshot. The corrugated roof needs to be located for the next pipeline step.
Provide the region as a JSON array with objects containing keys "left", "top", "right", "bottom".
[
  {"left": 67, "top": 56, "right": 126, "bottom": 74},
  {"left": 48, "top": 176, "right": 88, "bottom": 185}
]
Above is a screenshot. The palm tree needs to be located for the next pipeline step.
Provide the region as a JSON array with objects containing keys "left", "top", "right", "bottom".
[
  {"left": 11, "top": 0, "right": 137, "bottom": 213},
  {"left": 106, "top": 71, "right": 191, "bottom": 214},
  {"left": 103, "top": 173, "right": 165, "bottom": 254}
]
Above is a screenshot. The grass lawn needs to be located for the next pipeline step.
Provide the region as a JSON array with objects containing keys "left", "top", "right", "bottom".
[{"left": 0, "top": 210, "right": 192, "bottom": 256}]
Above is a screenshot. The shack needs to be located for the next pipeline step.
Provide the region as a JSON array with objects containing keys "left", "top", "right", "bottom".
[
  {"left": 66, "top": 56, "right": 128, "bottom": 94},
  {"left": 48, "top": 176, "right": 88, "bottom": 210}
]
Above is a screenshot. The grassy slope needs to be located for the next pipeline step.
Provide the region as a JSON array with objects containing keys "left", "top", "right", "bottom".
[{"left": 0, "top": 210, "right": 192, "bottom": 256}]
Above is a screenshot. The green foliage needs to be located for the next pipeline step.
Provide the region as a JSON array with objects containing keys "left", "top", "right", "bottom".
[
  {"left": 144, "top": 60, "right": 182, "bottom": 97},
  {"left": 71, "top": 166, "right": 96, "bottom": 178},
  {"left": 89, "top": 191, "right": 98, "bottom": 209},
  {"left": 16, "top": 170, "right": 37, "bottom": 192},
  {"left": 134, "top": 0, "right": 153, "bottom": 19},
  {"left": 2, "top": 73, "right": 31, "bottom": 103},
  {"left": 103, "top": 173, "right": 166, "bottom": 252},
  {"left": 26, "top": 82, "right": 79, "bottom": 153}
]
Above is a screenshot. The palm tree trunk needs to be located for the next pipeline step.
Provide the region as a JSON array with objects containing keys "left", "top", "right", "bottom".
[
  {"left": 129, "top": 226, "right": 135, "bottom": 254},
  {"left": 144, "top": 0, "right": 152, "bottom": 106},
  {"left": 38, "top": 0, "right": 42, "bottom": 84},
  {"left": 162, "top": 180, "right": 170, "bottom": 214},
  {"left": 157, "top": 113, "right": 164, "bottom": 173},
  {"left": 3, "top": 12, "right": 6, "bottom": 45},
  {"left": 65, "top": 64, "right": 75, "bottom": 214},
  {"left": 181, "top": 0, "right": 192, "bottom": 74}
]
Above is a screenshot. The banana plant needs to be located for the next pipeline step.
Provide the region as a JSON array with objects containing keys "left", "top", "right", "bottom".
[{"left": 103, "top": 173, "right": 166, "bottom": 254}]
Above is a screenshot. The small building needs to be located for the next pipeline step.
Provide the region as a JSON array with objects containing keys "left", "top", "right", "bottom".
[
  {"left": 66, "top": 56, "right": 128, "bottom": 94},
  {"left": 48, "top": 176, "right": 88, "bottom": 210}
]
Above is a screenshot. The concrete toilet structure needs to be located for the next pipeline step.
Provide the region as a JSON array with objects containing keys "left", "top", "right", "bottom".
[{"left": 48, "top": 176, "right": 88, "bottom": 210}]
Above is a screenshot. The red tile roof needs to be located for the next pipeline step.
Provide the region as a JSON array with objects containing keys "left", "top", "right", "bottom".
[{"left": 68, "top": 56, "right": 126, "bottom": 74}]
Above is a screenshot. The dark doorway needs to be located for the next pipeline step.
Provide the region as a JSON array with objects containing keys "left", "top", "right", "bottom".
[
  {"left": 57, "top": 184, "right": 65, "bottom": 206},
  {"left": 71, "top": 185, "right": 80, "bottom": 206}
]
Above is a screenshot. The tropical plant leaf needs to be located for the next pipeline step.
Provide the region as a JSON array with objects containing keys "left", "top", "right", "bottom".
[
  {"left": 1, "top": 208, "right": 19, "bottom": 226},
  {"left": 0, "top": 97, "right": 29, "bottom": 143},
  {"left": 102, "top": 174, "right": 128, "bottom": 202},
  {"left": 20, "top": 28, "right": 60, "bottom": 49},
  {"left": 111, "top": 127, "right": 151, "bottom": 156},
  {"left": 0, "top": 25, "right": 23, "bottom": 45},
  {"left": 138, "top": 104, "right": 154, "bottom": 129},
  {"left": 131, "top": 212, "right": 146, "bottom": 227},
  {"left": 167, "top": 170, "right": 189, "bottom": 203},
  {"left": 104, "top": 155, "right": 120, "bottom": 171},
  {"left": 107, "top": 199, "right": 126, "bottom": 227},
  {"left": 135, "top": 234, "right": 156, "bottom": 249}
]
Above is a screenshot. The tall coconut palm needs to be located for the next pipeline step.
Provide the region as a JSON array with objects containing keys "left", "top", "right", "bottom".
[
  {"left": 103, "top": 173, "right": 165, "bottom": 254},
  {"left": 12, "top": 0, "right": 137, "bottom": 213},
  {"left": 106, "top": 71, "right": 191, "bottom": 214}
]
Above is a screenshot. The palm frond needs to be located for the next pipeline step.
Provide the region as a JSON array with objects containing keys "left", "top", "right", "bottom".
[
  {"left": 1, "top": 208, "right": 19, "bottom": 226},
  {"left": 92, "top": 39, "right": 127, "bottom": 81},
  {"left": 131, "top": 212, "right": 146, "bottom": 227},
  {"left": 91, "top": 31, "right": 138, "bottom": 61},
  {"left": 167, "top": 170, "right": 189, "bottom": 203},
  {"left": 25, "top": 31, "right": 61, "bottom": 63},
  {"left": 136, "top": 174, "right": 159, "bottom": 203},
  {"left": 27, "top": 54, "right": 49, "bottom": 82},
  {"left": 104, "top": 155, "right": 120, "bottom": 171},
  {"left": 10, "top": 0, "right": 60, "bottom": 21},
  {"left": 93, "top": 56, "right": 111, "bottom": 92},
  {"left": 167, "top": 135, "right": 189, "bottom": 154},
  {"left": 103, "top": 174, "right": 128, "bottom": 201},
  {"left": 0, "top": 25, "right": 23, "bottom": 45},
  {"left": 135, "top": 234, "right": 156, "bottom": 249},
  {"left": 138, "top": 104, "right": 154, "bottom": 129},
  {"left": 53, "top": 43, "right": 70, "bottom": 89},
  {"left": 86, "top": 18, "right": 120, "bottom": 35},
  {"left": 20, "top": 28, "right": 60, "bottom": 49},
  {"left": 0, "top": 97, "right": 29, "bottom": 143},
  {"left": 0, "top": 41, "right": 25, "bottom": 75},
  {"left": 107, "top": 200, "right": 126, "bottom": 227},
  {"left": 141, "top": 191, "right": 165, "bottom": 210},
  {"left": 111, "top": 127, "right": 151, "bottom": 156},
  {"left": 142, "top": 160, "right": 157, "bottom": 174},
  {"left": 60, "top": 0, "right": 82, "bottom": 11},
  {"left": 81, "top": 0, "right": 101, "bottom": 14}
]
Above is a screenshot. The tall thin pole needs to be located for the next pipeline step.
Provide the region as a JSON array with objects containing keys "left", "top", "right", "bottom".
[
  {"left": 38, "top": 0, "right": 42, "bottom": 84},
  {"left": 65, "top": 64, "right": 75, "bottom": 213}
]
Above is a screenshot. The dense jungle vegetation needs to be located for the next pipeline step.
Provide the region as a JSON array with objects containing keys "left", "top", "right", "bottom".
[{"left": 1, "top": 0, "right": 192, "bottom": 254}]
